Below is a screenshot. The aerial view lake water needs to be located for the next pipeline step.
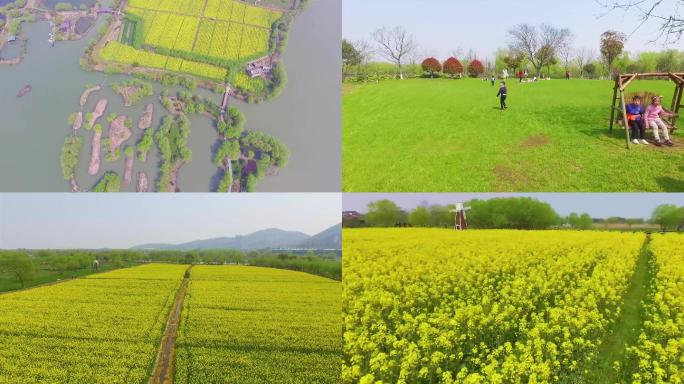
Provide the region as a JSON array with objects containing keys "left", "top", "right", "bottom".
[{"left": 0, "top": 0, "right": 340, "bottom": 192}]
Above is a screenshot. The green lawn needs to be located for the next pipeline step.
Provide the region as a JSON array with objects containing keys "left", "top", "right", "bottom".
[
  {"left": 343, "top": 78, "right": 684, "bottom": 192},
  {"left": 0, "top": 263, "right": 132, "bottom": 293}
]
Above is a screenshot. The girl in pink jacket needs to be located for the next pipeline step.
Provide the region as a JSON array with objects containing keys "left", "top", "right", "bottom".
[{"left": 644, "top": 96, "right": 675, "bottom": 146}]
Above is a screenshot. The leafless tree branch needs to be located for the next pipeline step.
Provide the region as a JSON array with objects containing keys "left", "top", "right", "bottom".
[
  {"left": 371, "top": 26, "right": 417, "bottom": 79},
  {"left": 595, "top": 0, "right": 683, "bottom": 43}
]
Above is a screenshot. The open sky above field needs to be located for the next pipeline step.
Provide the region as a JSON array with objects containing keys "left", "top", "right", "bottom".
[
  {"left": 343, "top": 0, "right": 681, "bottom": 59},
  {"left": 343, "top": 193, "right": 684, "bottom": 218},
  {"left": 0, "top": 194, "right": 341, "bottom": 249}
]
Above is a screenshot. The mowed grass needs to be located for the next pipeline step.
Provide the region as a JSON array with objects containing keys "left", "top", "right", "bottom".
[{"left": 343, "top": 78, "right": 684, "bottom": 192}]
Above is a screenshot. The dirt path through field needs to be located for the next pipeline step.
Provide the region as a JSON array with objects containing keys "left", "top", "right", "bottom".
[
  {"left": 151, "top": 265, "right": 192, "bottom": 384},
  {"left": 588, "top": 234, "right": 652, "bottom": 382}
]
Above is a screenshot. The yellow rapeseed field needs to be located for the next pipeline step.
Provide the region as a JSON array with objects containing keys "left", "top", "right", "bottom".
[
  {"left": 0, "top": 264, "right": 187, "bottom": 383},
  {"left": 343, "top": 229, "right": 648, "bottom": 384},
  {"left": 629, "top": 233, "right": 684, "bottom": 383},
  {"left": 175, "top": 265, "right": 341, "bottom": 383}
]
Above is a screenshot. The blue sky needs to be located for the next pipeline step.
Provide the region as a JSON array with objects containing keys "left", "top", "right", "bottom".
[
  {"left": 343, "top": 193, "right": 684, "bottom": 218},
  {"left": 343, "top": 0, "right": 682, "bottom": 60},
  {"left": 0, "top": 194, "right": 341, "bottom": 249}
]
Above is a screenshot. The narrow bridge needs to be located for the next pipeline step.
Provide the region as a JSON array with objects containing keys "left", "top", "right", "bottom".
[
  {"left": 220, "top": 85, "right": 231, "bottom": 121},
  {"left": 96, "top": 8, "right": 119, "bottom": 15}
]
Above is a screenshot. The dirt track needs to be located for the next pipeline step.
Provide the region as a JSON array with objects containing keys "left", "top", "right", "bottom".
[{"left": 151, "top": 265, "right": 192, "bottom": 384}]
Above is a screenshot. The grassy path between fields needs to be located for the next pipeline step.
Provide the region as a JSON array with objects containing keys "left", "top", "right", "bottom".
[
  {"left": 151, "top": 265, "right": 193, "bottom": 384},
  {"left": 588, "top": 235, "right": 652, "bottom": 383},
  {"left": 0, "top": 263, "right": 136, "bottom": 294}
]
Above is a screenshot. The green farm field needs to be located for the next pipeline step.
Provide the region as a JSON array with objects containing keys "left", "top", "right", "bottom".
[{"left": 342, "top": 78, "right": 684, "bottom": 192}]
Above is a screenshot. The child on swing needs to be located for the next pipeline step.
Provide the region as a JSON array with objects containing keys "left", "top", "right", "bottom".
[
  {"left": 645, "top": 95, "right": 675, "bottom": 147},
  {"left": 625, "top": 95, "right": 648, "bottom": 145}
]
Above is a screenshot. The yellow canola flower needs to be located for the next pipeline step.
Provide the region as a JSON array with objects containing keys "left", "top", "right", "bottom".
[
  {"left": 343, "top": 229, "right": 646, "bottom": 384},
  {"left": 629, "top": 234, "right": 684, "bottom": 383}
]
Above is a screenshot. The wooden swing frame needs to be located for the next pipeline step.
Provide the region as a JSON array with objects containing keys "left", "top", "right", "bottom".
[{"left": 609, "top": 72, "right": 684, "bottom": 149}]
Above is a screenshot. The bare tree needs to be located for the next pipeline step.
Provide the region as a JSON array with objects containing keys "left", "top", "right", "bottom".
[
  {"left": 574, "top": 47, "right": 593, "bottom": 78},
  {"left": 371, "top": 26, "right": 417, "bottom": 79},
  {"left": 450, "top": 47, "right": 465, "bottom": 59},
  {"left": 597, "top": 0, "right": 683, "bottom": 43},
  {"left": 508, "top": 24, "right": 572, "bottom": 76},
  {"left": 352, "top": 40, "right": 374, "bottom": 78},
  {"left": 461, "top": 48, "right": 478, "bottom": 73},
  {"left": 353, "top": 40, "right": 374, "bottom": 65},
  {"left": 558, "top": 31, "right": 575, "bottom": 71},
  {"left": 465, "top": 48, "right": 478, "bottom": 62}
]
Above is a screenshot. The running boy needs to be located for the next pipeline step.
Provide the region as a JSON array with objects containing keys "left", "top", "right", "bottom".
[
  {"left": 644, "top": 96, "right": 675, "bottom": 147},
  {"left": 496, "top": 81, "right": 507, "bottom": 110},
  {"left": 625, "top": 95, "right": 648, "bottom": 145}
]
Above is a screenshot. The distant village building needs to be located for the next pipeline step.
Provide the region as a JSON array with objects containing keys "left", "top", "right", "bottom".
[
  {"left": 60, "top": 20, "right": 71, "bottom": 34},
  {"left": 246, "top": 55, "right": 274, "bottom": 78},
  {"left": 342, "top": 211, "right": 361, "bottom": 218}
]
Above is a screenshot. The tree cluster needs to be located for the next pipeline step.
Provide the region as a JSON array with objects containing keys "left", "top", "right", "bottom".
[
  {"left": 155, "top": 115, "right": 192, "bottom": 191},
  {"left": 92, "top": 171, "right": 121, "bottom": 192},
  {"left": 0, "top": 248, "right": 341, "bottom": 290},
  {"left": 651, "top": 204, "right": 684, "bottom": 231},
  {"left": 59, "top": 136, "right": 82, "bottom": 180},
  {"left": 346, "top": 197, "right": 563, "bottom": 230}
]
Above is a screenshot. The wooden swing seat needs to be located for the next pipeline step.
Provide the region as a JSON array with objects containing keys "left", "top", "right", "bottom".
[{"left": 609, "top": 72, "right": 684, "bottom": 148}]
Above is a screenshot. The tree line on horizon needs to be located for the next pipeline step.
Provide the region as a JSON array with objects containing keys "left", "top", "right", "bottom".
[
  {"left": 343, "top": 2, "right": 684, "bottom": 82},
  {"left": 0, "top": 248, "right": 341, "bottom": 290},
  {"left": 343, "top": 197, "right": 684, "bottom": 232}
]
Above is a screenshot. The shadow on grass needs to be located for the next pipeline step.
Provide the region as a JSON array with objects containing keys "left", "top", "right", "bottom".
[
  {"left": 656, "top": 176, "right": 684, "bottom": 192},
  {"left": 544, "top": 106, "right": 630, "bottom": 148},
  {"left": 654, "top": 162, "right": 684, "bottom": 192}
]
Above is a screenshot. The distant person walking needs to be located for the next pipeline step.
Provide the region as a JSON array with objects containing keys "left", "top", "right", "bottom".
[
  {"left": 93, "top": 259, "right": 100, "bottom": 272},
  {"left": 502, "top": 69, "right": 509, "bottom": 80},
  {"left": 565, "top": 70, "right": 571, "bottom": 80},
  {"left": 490, "top": 74, "right": 496, "bottom": 86},
  {"left": 496, "top": 81, "right": 507, "bottom": 110},
  {"left": 518, "top": 69, "right": 524, "bottom": 83}
]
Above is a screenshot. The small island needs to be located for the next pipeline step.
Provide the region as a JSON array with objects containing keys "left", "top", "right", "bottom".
[
  {"left": 87, "top": 123, "right": 102, "bottom": 176},
  {"left": 92, "top": 171, "right": 121, "bottom": 192},
  {"left": 88, "top": 98, "right": 108, "bottom": 129},
  {"left": 136, "top": 171, "right": 148, "bottom": 192},
  {"left": 123, "top": 146, "right": 134, "bottom": 185},
  {"left": 138, "top": 103, "right": 154, "bottom": 130},
  {"left": 107, "top": 114, "right": 132, "bottom": 162},
  {"left": 112, "top": 79, "right": 153, "bottom": 106},
  {"left": 79, "top": 84, "right": 101, "bottom": 107}
]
